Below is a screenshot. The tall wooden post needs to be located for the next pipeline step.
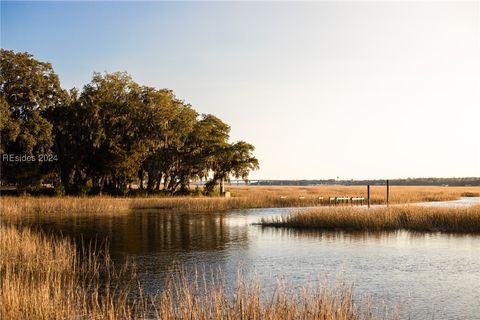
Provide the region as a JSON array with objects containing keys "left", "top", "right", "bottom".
[
  {"left": 386, "top": 179, "right": 390, "bottom": 207},
  {"left": 367, "top": 184, "right": 370, "bottom": 208}
]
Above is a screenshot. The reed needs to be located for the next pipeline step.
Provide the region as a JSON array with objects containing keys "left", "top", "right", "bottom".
[
  {"left": 0, "top": 195, "right": 298, "bottom": 216},
  {"left": 260, "top": 205, "right": 480, "bottom": 233},
  {"left": 0, "top": 224, "right": 143, "bottom": 319},
  {"left": 230, "top": 185, "right": 480, "bottom": 204},
  {"left": 1, "top": 186, "right": 478, "bottom": 217},
  {"left": 1, "top": 224, "right": 397, "bottom": 320},
  {"left": 155, "top": 266, "right": 388, "bottom": 320}
]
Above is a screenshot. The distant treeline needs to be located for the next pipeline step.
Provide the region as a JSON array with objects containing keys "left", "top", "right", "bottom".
[
  {"left": 251, "top": 177, "right": 480, "bottom": 186},
  {"left": 0, "top": 50, "right": 259, "bottom": 195}
]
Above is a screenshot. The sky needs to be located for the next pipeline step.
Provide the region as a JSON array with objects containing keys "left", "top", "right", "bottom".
[{"left": 1, "top": 1, "right": 479, "bottom": 180}]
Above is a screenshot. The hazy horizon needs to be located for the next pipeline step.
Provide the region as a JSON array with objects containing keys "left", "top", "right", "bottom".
[{"left": 2, "top": 1, "right": 479, "bottom": 180}]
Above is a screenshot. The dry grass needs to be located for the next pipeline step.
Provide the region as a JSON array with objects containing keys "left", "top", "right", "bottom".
[
  {"left": 1, "top": 224, "right": 397, "bottom": 320},
  {"left": 155, "top": 266, "right": 389, "bottom": 320},
  {"left": 260, "top": 204, "right": 480, "bottom": 233},
  {"left": 230, "top": 185, "right": 480, "bottom": 204},
  {"left": 0, "top": 196, "right": 295, "bottom": 216},
  {"left": 1, "top": 186, "right": 478, "bottom": 217},
  {"left": 0, "top": 224, "right": 143, "bottom": 319},
  {"left": 0, "top": 196, "right": 133, "bottom": 216}
]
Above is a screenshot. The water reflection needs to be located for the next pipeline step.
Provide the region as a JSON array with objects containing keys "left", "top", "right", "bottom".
[
  {"left": 24, "top": 211, "right": 249, "bottom": 264},
  {"left": 257, "top": 225, "right": 480, "bottom": 242}
]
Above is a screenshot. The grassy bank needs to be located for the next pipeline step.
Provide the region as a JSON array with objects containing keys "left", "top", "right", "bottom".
[
  {"left": 1, "top": 224, "right": 396, "bottom": 320},
  {"left": 230, "top": 185, "right": 480, "bottom": 204},
  {"left": 260, "top": 205, "right": 480, "bottom": 233},
  {"left": 0, "top": 195, "right": 308, "bottom": 216},
  {"left": 1, "top": 186, "right": 479, "bottom": 217}
]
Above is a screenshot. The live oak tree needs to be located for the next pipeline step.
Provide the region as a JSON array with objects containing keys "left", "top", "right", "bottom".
[
  {"left": 0, "top": 50, "right": 259, "bottom": 194},
  {"left": 46, "top": 88, "right": 92, "bottom": 194},
  {"left": 67, "top": 72, "right": 156, "bottom": 193},
  {"left": 0, "top": 49, "right": 66, "bottom": 187},
  {"left": 174, "top": 114, "right": 231, "bottom": 194},
  {"left": 205, "top": 141, "right": 259, "bottom": 194},
  {"left": 139, "top": 89, "right": 196, "bottom": 192}
]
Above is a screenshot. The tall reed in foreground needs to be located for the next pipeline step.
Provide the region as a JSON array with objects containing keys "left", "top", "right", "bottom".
[
  {"left": 0, "top": 224, "right": 144, "bottom": 319},
  {"left": 1, "top": 224, "right": 397, "bottom": 319},
  {"left": 260, "top": 205, "right": 480, "bottom": 233},
  {"left": 155, "top": 267, "right": 379, "bottom": 320}
]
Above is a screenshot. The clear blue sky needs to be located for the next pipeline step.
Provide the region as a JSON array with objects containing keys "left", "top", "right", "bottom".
[{"left": 2, "top": 1, "right": 479, "bottom": 180}]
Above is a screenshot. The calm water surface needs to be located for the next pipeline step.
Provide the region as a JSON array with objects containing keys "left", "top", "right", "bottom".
[{"left": 19, "top": 198, "right": 480, "bottom": 319}]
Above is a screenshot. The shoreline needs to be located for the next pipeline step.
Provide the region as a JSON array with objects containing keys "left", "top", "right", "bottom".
[{"left": 1, "top": 186, "right": 479, "bottom": 217}]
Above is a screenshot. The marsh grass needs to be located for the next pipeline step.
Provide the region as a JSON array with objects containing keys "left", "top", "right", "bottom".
[
  {"left": 260, "top": 205, "right": 480, "bottom": 233},
  {"left": 155, "top": 266, "right": 390, "bottom": 320},
  {"left": 0, "top": 224, "right": 144, "bottom": 319},
  {"left": 1, "top": 224, "right": 397, "bottom": 320},
  {"left": 230, "top": 185, "right": 480, "bottom": 204},
  {"left": 1, "top": 186, "right": 478, "bottom": 217},
  {"left": 0, "top": 195, "right": 297, "bottom": 217}
]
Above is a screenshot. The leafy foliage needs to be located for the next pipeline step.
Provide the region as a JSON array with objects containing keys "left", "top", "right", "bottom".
[
  {"left": 1, "top": 50, "right": 66, "bottom": 187},
  {"left": 0, "top": 50, "right": 259, "bottom": 194}
]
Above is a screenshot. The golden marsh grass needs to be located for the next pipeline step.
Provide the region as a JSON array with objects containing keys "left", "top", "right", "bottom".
[
  {"left": 230, "top": 185, "right": 480, "bottom": 204},
  {"left": 1, "top": 224, "right": 398, "bottom": 320},
  {"left": 1, "top": 186, "right": 478, "bottom": 217},
  {"left": 260, "top": 205, "right": 480, "bottom": 233},
  {"left": 0, "top": 225, "right": 142, "bottom": 319}
]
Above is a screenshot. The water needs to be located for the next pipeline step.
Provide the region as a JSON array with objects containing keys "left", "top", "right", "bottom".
[
  {"left": 415, "top": 196, "right": 480, "bottom": 208},
  {"left": 15, "top": 198, "right": 480, "bottom": 319}
]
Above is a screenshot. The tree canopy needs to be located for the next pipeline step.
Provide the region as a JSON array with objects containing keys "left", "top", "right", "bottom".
[
  {"left": 0, "top": 50, "right": 66, "bottom": 187},
  {"left": 0, "top": 49, "right": 259, "bottom": 195}
]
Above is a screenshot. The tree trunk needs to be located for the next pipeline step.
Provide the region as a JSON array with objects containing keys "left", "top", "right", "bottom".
[{"left": 139, "top": 169, "right": 144, "bottom": 190}]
